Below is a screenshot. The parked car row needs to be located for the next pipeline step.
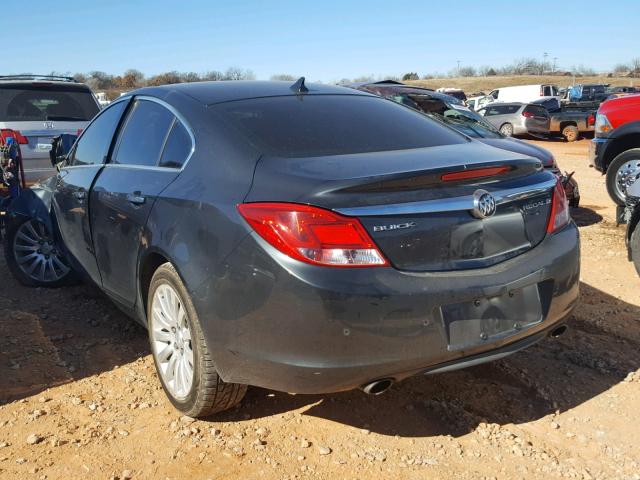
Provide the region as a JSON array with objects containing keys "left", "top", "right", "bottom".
[
  {"left": 1, "top": 78, "right": 580, "bottom": 417},
  {"left": 346, "top": 82, "right": 579, "bottom": 206}
]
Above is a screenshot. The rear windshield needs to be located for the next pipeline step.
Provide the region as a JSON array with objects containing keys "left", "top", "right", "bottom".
[
  {"left": 523, "top": 105, "right": 549, "bottom": 117},
  {"left": 211, "top": 95, "right": 465, "bottom": 157},
  {"left": 0, "top": 83, "right": 100, "bottom": 122}
]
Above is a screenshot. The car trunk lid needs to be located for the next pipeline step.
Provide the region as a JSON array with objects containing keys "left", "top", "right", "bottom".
[{"left": 246, "top": 142, "right": 557, "bottom": 272}]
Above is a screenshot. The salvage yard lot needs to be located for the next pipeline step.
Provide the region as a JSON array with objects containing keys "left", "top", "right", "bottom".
[{"left": 0, "top": 139, "right": 639, "bottom": 480}]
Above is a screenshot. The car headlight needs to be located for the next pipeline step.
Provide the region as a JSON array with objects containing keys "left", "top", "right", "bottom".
[{"left": 595, "top": 113, "right": 613, "bottom": 137}]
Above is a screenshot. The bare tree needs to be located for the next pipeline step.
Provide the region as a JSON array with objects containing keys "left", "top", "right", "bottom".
[
  {"left": 180, "top": 72, "right": 201, "bottom": 83},
  {"left": 202, "top": 71, "right": 224, "bottom": 81},
  {"left": 224, "top": 67, "right": 255, "bottom": 81},
  {"left": 613, "top": 63, "right": 630, "bottom": 75},
  {"left": 458, "top": 66, "right": 476, "bottom": 77},
  {"left": 270, "top": 74, "right": 297, "bottom": 81}
]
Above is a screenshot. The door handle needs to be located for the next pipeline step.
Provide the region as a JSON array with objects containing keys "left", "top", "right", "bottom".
[
  {"left": 73, "top": 190, "right": 86, "bottom": 200},
  {"left": 126, "top": 192, "right": 146, "bottom": 205}
]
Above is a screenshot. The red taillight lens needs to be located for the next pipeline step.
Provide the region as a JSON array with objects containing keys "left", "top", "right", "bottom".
[
  {"left": 1, "top": 128, "right": 28, "bottom": 144},
  {"left": 522, "top": 111, "right": 534, "bottom": 118},
  {"left": 237, "top": 203, "right": 388, "bottom": 267},
  {"left": 441, "top": 166, "right": 511, "bottom": 182},
  {"left": 76, "top": 128, "right": 83, "bottom": 136},
  {"left": 547, "top": 179, "right": 570, "bottom": 234},
  {"left": 587, "top": 114, "right": 595, "bottom": 126}
]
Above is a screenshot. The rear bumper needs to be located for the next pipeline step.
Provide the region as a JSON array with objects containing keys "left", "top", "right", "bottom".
[
  {"left": 194, "top": 223, "right": 580, "bottom": 394},
  {"left": 589, "top": 137, "right": 610, "bottom": 172}
]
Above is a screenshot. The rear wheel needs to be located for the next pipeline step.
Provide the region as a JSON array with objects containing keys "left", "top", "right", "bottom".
[
  {"left": 499, "top": 123, "right": 513, "bottom": 137},
  {"left": 606, "top": 149, "right": 640, "bottom": 205},
  {"left": 562, "top": 125, "right": 579, "bottom": 142},
  {"left": 3, "top": 217, "right": 75, "bottom": 287},
  {"left": 147, "top": 263, "right": 247, "bottom": 417},
  {"left": 631, "top": 224, "right": 640, "bottom": 276}
]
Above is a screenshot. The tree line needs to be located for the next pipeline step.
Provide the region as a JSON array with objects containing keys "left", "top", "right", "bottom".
[
  {"left": 400, "top": 57, "right": 640, "bottom": 80},
  {"left": 60, "top": 67, "right": 256, "bottom": 93},
  {"left": 45, "top": 56, "right": 640, "bottom": 97}
]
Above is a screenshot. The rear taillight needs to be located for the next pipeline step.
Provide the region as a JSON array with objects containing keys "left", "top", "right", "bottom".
[
  {"left": 237, "top": 203, "right": 388, "bottom": 267},
  {"left": 547, "top": 180, "right": 570, "bottom": 234},
  {"left": 76, "top": 128, "right": 83, "bottom": 136},
  {"left": 0, "top": 129, "right": 28, "bottom": 144},
  {"left": 587, "top": 114, "right": 595, "bottom": 126},
  {"left": 522, "top": 111, "right": 534, "bottom": 118}
]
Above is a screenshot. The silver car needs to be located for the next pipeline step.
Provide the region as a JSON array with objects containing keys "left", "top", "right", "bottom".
[
  {"left": 0, "top": 75, "right": 100, "bottom": 183},
  {"left": 477, "top": 102, "right": 550, "bottom": 137}
]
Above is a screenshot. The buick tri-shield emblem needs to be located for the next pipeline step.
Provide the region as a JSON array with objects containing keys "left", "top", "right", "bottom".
[{"left": 471, "top": 190, "right": 497, "bottom": 219}]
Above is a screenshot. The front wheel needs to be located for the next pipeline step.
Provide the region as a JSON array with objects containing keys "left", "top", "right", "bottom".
[
  {"left": 147, "top": 263, "right": 247, "bottom": 417},
  {"left": 3, "top": 216, "right": 76, "bottom": 287},
  {"left": 499, "top": 123, "right": 514, "bottom": 137},
  {"left": 606, "top": 149, "right": 640, "bottom": 205}
]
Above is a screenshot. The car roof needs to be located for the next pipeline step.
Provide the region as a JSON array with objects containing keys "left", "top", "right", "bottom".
[
  {"left": 131, "top": 80, "right": 371, "bottom": 105},
  {"left": 0, "top": 75, "right": 92, "bottom": 91}
]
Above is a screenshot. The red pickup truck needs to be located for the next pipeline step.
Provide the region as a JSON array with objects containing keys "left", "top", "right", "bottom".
[{"left": 589, "top": 94, "right": 640, "bottom": 205}]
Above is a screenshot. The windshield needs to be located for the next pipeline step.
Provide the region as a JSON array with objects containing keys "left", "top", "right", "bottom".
[
  {"left": 0, "top": 83, "right": 100, "bottom": 122},
  {"left": 392, "top": 93, "right": 502, "bottom": 139},
  {"left": 211, "top": 95, "right": 466, "bottom": 157}
]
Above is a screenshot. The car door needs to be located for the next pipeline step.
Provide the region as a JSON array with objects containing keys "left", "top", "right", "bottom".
[
  {"left": 479, "top": 105, "right": 504, "bottom": 129},
  {"left": 52, "top": 100, "right": 129, "bottom": 284},
  {"left": 89, "top": 97, "right": 193, "bottom": 307}
]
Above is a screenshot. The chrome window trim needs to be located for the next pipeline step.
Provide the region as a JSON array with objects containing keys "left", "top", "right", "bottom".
[
  {"left": 334, "top": 177, "right": 558, "bottom": 217},
  {"left": 107, "top": 95, "right": 195, "bottom": 172},
  {"left": 66, "top": 97, "right": 131, "bottom": 167}
]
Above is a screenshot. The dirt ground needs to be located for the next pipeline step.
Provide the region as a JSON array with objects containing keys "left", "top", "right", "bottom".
[{"left": 1, "top": 138, "right": 639, "bottom": 480}]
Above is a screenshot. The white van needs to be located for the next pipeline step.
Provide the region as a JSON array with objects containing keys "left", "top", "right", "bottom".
[{"left": 488, "top": 84, "right": 559, "bottom": 104}]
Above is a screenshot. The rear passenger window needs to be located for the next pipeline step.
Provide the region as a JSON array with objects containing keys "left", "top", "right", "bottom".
[
  {"left": 113, "top": 100, "right": 174, "bottom": 167},
  {"left": 505, "top": 105, "right": 521, "bottom": 114},
  {"left": 159, "top": 120, "right": 192, "bottom": 168}
]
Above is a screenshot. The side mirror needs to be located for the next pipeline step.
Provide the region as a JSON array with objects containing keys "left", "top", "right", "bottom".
[{"left": 49, "top": 134, "right": 78, "bottom": 168}]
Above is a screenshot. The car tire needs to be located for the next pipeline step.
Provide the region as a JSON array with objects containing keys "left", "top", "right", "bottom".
[
  {"left": 632, "top": 224, "right": 640, "bottom": 276},
  {"left": 562, "top": 125, "right": 579, "bottom": 142},
  {"left": 499, "top": 123, "right": 513, "bottom": 137},
  {"left": 606, "top": 149, "right": 640, "bottom": 206},
  {"left": 3, "top": 216, "right": 76, "bottom": 287},
  {"left": 147, "top": 262, "right": 247, "bottom": 417}
]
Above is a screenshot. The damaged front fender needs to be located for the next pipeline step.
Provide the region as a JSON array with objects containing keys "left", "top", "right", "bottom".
[{"left": 5, "top": 177, "right": 57, "bottom": 233}]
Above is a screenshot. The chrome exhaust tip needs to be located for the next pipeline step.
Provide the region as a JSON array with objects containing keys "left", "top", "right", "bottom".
[
  {"left": 361, "top": 378, "right": 394, "bottom": 395},
  {"left": 549, "top": 324, "right": 568, "bottom": 338}
]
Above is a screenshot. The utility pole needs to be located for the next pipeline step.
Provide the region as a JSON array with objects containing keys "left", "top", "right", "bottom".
[
  {"left": 543, "top": 52, "right": 549, "bottom": 75},
  {"left": 553, "top": 57, "right": 558, "bottom": 73},
  {"left": 457, "top": 60, "right": 460, "bottom": 76}
]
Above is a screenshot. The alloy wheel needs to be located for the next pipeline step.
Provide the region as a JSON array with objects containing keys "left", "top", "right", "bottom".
[
  {"left": 151, "top": 284, "right": 194, "bottom": 400},
  {"left": 615, "top": 159, "right": 640, "bottom": 200},
  {"left": 13, "top": 219, "right": 70, "bottom": 283}
]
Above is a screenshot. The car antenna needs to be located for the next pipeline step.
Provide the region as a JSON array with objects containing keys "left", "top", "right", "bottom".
[{"left": 290, "top": 77, "right": 309, "bottom": 94}]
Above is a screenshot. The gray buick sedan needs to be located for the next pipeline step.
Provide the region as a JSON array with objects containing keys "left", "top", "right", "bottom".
[{"left": 4, "top": 80, "right": 580, "bottom": 417}]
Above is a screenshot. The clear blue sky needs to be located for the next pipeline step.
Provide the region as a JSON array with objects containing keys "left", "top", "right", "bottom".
[{"left": 4, "top": 0, "right": 639, "bottom": 81}]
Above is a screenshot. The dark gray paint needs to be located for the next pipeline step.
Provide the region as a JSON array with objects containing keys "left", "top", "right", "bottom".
[{"left": 7, "top": 81, "right": 581, "bottom": 394}]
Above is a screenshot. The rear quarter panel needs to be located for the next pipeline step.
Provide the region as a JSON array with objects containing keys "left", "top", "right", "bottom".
[{"left": 136, "top": 91, "right": 259, "bottom": 322}]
